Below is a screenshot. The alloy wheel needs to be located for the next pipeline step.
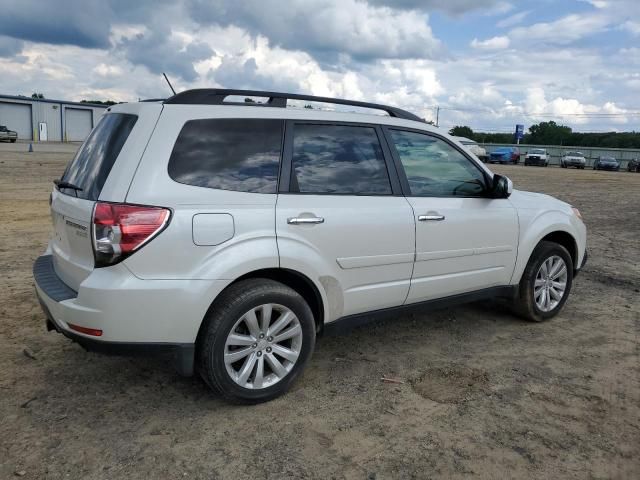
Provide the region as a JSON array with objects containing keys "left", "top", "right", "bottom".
[
  {"left": 224, "top": 304, "right": 303, "bottom": 389},
  {"left": 534, "top": 255, "right": 568, "bottom": 312}
]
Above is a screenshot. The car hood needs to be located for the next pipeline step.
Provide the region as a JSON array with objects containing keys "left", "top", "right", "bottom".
[{"left": 508, "top": 189, "right": 572, "bottom": 213}]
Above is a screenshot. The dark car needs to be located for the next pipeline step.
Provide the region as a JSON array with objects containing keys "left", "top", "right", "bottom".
[
  {"left": 627, "top": 159, "right": 640, "bottom": 172},
  {"left": 489, "top": 146, "right": 520, "bottom": 164},
  {"left": 593, "top": 156, "right": 620, "bottom": 171},
  {"left": 0, "top": 125, "right": 18, "bottom": 143}
]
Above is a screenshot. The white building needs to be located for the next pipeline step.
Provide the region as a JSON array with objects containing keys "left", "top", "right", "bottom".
[{"left": 0, "top": 94, "right": 108, "bottom": 142}]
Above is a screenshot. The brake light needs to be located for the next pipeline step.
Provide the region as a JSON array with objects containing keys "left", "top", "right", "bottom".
[{"left": 92, "top": 202, "right": 170, "bottom": 267}]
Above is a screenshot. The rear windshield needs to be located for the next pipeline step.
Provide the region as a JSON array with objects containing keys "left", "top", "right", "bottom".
[{"left": 60, "top": 113, "right": 138, "bottom": 200}]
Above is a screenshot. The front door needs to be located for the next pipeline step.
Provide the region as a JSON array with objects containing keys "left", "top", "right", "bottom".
[
  {"left": 385, "top": 128, "right": 518, "bottom": 303},
  {"left": 39, "top": 122, "right": 48, "bottom": 141},
  {"left": 276, "top": 122, "right": 415, "bottom": 320}
]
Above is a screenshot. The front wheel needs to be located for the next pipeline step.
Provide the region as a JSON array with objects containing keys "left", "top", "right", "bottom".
[
  {"left": 197, "top": 278, "right": 316, "bottom": 404},
  {"left": 512, "top": 241, "right": 573, "bottom": 322}
]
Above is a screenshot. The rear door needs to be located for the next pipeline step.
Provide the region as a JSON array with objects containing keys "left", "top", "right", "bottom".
[
  {"left": 276, "top": 121, "right": 415, "bottom": 319},
  {"left": 384, "top": 128, "right": 518, "bottom": 303},
  {"left": 50, "top": 107, "right": 155, "bottom": 290}
]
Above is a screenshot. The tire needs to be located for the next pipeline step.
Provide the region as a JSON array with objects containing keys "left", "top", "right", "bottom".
[
  {"left": 512, "top": 241, "right": 574, "bottom": 322},
  {"left": 10, "top": 139, "right": 16, "bottom": 143},
  {"left": 561, "top": 163, "right": 566, "bottom": 168},
  {"left": 197, "top": 278, "right": 316, "bottom": 404}
]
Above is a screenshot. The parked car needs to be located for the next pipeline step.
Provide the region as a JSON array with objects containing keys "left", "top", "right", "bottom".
[
  {"left": 627, "top": 158, "right": 640, "bottom": 172},
  {"left": 453, "top": 136, "right": 488, "bottom": 162},
  {"left": 561, "top": 151, "right": 587, "bottom": 169},
  {"left": 593, "top": 156, "right": 620, "bottom": 171},
  {"left": 33, "top": 89, "right": 587, "bottom": 403},
  {"left": 524, "top": 148, "right": 550, "bottom": 167},
  {"left": 0, "top": 125, "right": 17, "bottom": 143},
  {"left": 489, "top": 146, "right": 520, "bottom": 164}
]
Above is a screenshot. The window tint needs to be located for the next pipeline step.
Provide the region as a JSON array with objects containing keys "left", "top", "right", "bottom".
[
  {"left": 168, "top": 119, "right": 283, "bottom": 193},
  {"left": 389, "top": 130, "right": 487, "bottom": 197},
  {"left": 291, "top": 124, "right": 391, "bottom": 195},
  {"left": 60, "top": 113, "right": 137, "bottom": 200}
]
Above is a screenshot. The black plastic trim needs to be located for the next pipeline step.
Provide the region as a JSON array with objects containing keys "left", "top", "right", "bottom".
[
  {"left": 324, "top": 285, "right": 517, "bottom": 335},
  {"left": 164, "top": 88, "right": 424, "bottom": 122},
  {"left": 33, "top": 255, "right": 77, "bottom": 301}
]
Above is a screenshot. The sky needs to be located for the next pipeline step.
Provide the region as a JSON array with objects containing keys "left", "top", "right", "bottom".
[{"left": 0, "top": 0, "right": 638, "bottom": 132}]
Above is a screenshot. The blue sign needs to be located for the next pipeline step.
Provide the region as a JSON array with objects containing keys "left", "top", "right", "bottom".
[{"left": 515, "top": 124, "right": 525, "bottom": 139}]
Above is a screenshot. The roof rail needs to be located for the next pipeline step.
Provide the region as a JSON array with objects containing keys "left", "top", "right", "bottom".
[{"left": 163, "top": 88, "right": 423, "bottom": 122}]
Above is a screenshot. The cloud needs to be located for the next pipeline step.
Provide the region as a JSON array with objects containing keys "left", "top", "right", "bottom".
[
  {"left": 509, "top": 13, "right": 611, "bottom": 45},
  {"left": 0, "top": 35, "right": 24, "bottom": 58},
  {"left": 368, "top": 0, "right": 507, "bottom": 15},
  {"left": 114, "top": 27, "right": 214, "bottom": 81},
  {"left": 0, "top": 0, "right": 112, "bottom": 49},
  {"left": 185, "top": 0, "right": 442, "bottom": 62},
  {"left": 470, "top": 36, "right": 510, "bottom": 49},
  {"left": 620, "top": 20, "right": 640, "bottom": 36},
  {"left": 496, "top": 10, "right": 531, "bottom": 28}
]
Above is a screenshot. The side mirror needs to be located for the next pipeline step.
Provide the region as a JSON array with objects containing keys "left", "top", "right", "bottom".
[{"left": 490, "top": 174, "right": 513, "bottom": 198}]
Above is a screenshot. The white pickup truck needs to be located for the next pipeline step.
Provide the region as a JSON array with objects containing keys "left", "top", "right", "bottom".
[{"left": 0, "top": 125, "right": 18, "bottom": 143}]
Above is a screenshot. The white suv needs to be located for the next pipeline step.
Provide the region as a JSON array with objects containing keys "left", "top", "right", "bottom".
[{"left": 34, "top": 89, "right": 587, "bottom": 403}]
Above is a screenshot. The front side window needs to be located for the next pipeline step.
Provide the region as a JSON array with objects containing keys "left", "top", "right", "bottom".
[
  {"left": 168, "top": 118, "right": 283, "bottom": 193},
  {"left": 389, "top": 130, "right": 487, "bottom": 197},
  {"left": 290, "top": 124, "right": 391, "bottom": 195}
]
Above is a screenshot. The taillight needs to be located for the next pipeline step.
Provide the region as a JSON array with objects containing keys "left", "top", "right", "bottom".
[{"left": 92, "top": 202, "right": 170, "bottom": 268}]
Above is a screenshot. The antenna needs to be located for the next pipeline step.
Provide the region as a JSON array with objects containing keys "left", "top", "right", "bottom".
[{"left": 162, "top": 73, "right": 176, "bottom": 95}]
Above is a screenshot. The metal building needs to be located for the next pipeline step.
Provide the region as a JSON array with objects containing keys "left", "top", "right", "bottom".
[{"left": 0, "top": 94, "right": 108, "bottom": 142}]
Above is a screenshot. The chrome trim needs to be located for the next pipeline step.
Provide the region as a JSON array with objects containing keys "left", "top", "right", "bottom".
[
  {"left": 287, "top": 217, "right": 325, "bottom": 225},
  {"left": 418, "top": 215, "right": 445, "bottom": 222}
]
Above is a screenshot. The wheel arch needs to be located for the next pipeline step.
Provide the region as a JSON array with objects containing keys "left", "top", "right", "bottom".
[
  {"left": 196, "top": 268, "right": 327, "bottom": 348},
  {"left": 511, "top": 213, "right": 583, "bottom": 285}
]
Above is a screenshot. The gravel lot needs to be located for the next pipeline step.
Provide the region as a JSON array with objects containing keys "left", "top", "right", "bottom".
[{"left": 1, "top": 142, "right": 638, "bottom": 479}]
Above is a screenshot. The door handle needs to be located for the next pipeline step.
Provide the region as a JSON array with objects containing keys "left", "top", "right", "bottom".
[
  {"left": 287, "top": 217, "right": 325, "bottom": 225},
  {"left": 418, "top": 214, "right": 445, "bottom": 222}
]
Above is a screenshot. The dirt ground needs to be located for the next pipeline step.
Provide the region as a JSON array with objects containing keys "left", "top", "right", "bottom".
[{"left": 1, "top": 142, "right": 638, "bottom": 479}]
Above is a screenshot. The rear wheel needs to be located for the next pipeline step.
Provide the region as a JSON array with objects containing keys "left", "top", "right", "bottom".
[
  {"left": 197, "top": 278, "right": 316, "bottom": 404},
  {"left": 10, "top": 138, "right": 16, "bottom": 143},
  {"left": 512, "top": 241, "right": 573, "bottom": 322}
]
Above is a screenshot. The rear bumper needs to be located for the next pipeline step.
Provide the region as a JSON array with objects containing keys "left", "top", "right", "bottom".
[{"left": 33, "top": 254, "right": 228, "bottom": 375}]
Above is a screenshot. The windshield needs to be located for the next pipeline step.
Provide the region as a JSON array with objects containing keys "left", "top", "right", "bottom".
[
  {"left": 530, "top": 149, "right": 545, "bottom": 154},
  {"left": 60, "top": 113, "right": 138, "bottom": 200},
  {"left": 566, "top": 152, "right": 583, "bottom": 157},
  {"left": 601, "top": 157, "right": 616, "bottom": 162}
]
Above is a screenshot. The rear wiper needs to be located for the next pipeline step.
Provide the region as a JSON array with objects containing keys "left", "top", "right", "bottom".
[{"left": 53, "top": 179, "right": 83, "bottom": 197}]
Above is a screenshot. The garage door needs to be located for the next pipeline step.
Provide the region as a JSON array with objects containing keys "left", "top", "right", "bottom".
[
  {"left": 0, "top": 102, "right": 32, "bottom": 140},
  {"left": 65, "top": 108, "right": 92, "bottom": 141}
]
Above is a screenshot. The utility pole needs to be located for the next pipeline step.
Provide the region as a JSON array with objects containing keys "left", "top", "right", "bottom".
[{"left": 435, "top": 106, "right": 440, "bottom": 127}]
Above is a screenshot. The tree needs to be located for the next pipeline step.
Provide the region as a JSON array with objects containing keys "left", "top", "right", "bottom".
[
  {"left": 527, "top": 121, "right": 572, "bottom": 145},
  {"left": 448, "top": 125, "right": 474, "bottom": 138},
  {"left": 80, "top": 99, "right": 117, "bottom": 106},
  {"left": 31, "top": 92, "right": 44, "bottom": 99}
]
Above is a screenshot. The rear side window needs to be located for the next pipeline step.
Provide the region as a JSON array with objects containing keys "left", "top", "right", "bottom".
[
  {"left": 168, "top": 119, "right": 283, "bottom": 193},
  {"left": 60, "top": 113, "right": 137, "bottom": 200},
  {"left": 290, "top": 124, "right": 391, "bottom": 195}
]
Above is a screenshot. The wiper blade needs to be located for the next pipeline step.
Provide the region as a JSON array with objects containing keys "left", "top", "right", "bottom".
[{"left": 53, "top": 179, "right": 83, "bottom": 191}]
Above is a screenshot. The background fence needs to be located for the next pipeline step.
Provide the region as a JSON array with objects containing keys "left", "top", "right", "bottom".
[{"left": 480, "top": 143, "right": 640, "bottom": 168}]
